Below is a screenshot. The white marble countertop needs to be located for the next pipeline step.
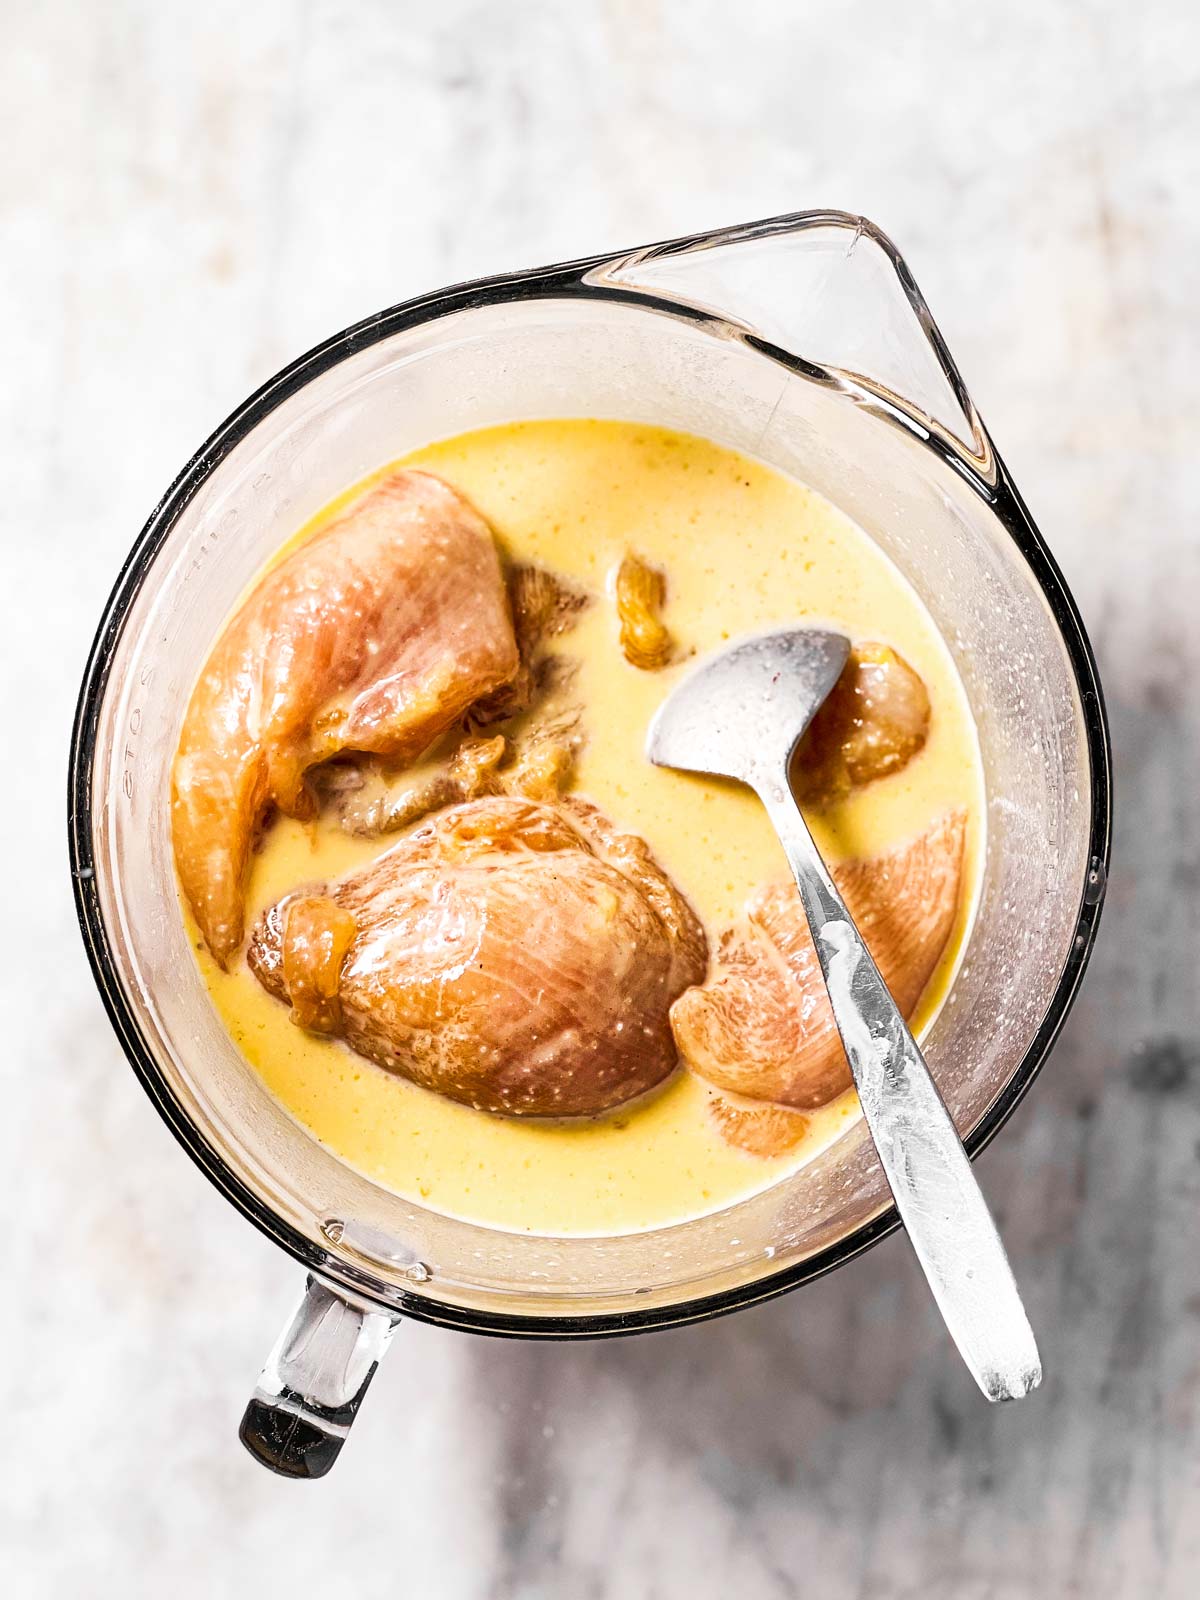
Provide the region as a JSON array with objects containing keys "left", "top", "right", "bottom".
[{"left": 5, "top": 2, "right": 1199, "bottom": 1595}]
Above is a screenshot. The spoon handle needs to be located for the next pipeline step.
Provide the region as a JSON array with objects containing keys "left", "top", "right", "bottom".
[{"left": 759, "top": 780, "right": 1041, "bottom": 1402}]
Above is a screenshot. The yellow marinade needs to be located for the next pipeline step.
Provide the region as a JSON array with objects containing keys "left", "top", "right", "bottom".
[{"left": 190, "top": 419, "right": 985, "bottom": 1236}]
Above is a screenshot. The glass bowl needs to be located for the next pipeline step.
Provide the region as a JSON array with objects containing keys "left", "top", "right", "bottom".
[{"left": 68, "top": 211, "right": 1111, "bottom": 1475}]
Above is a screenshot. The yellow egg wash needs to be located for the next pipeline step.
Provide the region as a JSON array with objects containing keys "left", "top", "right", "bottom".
[{"left": 190, "top": 420, "right": 985, "bottom": 1236}]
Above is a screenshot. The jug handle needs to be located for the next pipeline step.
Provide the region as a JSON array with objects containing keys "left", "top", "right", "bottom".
[{"left": 239, "top": 1275, "right": 400, "bottom": 1479}]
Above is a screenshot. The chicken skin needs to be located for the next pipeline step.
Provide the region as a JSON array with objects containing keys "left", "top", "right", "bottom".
[
  {"left": 247, "top": 796, "right": 708, "bottom": 1117},
  {"left": 173, "top": 470, "right": 520, "bottom": 966},
  {"left": 792, "top": 643, "right": 931, "bottom": 807},
  {"left": 671, "top": 811, "right": 965, "bottom": 1113}
]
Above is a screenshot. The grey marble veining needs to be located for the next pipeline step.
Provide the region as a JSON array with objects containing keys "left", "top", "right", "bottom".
[{"left": 3, "top": 1, "right": 1199, "bottom": 1595}]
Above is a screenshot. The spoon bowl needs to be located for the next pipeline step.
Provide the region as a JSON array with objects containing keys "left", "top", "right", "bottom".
[{"left": 646, "top": 627, "right": 850, "bottom": 784}]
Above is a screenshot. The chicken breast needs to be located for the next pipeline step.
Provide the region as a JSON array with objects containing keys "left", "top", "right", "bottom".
[
  {"left": 247, "top": 796, "right": 708, "bottom": 1117},
  {"left": 172, "top": 470, "right": 520, "bottom": 966},
  {"left": 671, "top": 811, "right": 965, "bottom": 1112}
]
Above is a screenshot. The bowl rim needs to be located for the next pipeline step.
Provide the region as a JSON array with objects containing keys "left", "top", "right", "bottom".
[{"left": 67, "top": 210, "right": 1112, "bottom": 1338}]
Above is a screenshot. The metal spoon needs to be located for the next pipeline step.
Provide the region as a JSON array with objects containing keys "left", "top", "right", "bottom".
[{"left": 648, "top": 627, "right": 1041, "bottom": 1401}]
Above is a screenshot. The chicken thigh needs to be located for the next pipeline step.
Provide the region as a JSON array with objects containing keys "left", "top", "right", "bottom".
[
  {"left": 247, "top": 795, "right": 708, "bottom": 1117},
  {"left": 173, "top": 470, "right": 519, "bottom": 965}
]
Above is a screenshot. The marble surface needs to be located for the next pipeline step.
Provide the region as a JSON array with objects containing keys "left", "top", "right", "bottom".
[{"left": 4, "top": 1, "right": 1199, "bottom": 1595}]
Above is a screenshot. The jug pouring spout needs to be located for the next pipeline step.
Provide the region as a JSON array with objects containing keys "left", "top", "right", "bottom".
[{"left": 588, "top": 210, "right": 992, "bottom": 475}]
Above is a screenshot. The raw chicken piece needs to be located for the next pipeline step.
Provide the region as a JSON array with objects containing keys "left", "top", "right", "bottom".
[
  {"left": 322, "top": 735, "right": 509, "bottom": 838},
  {"left": 172, "top": 470, "right": 520, "bottom": 965},
  {"left": 671, "top": 811, "right": 965, "bottom": 1113},
  {"left": 322, "top": 705, "right": 585, "bottom": 838},
  {"left": 707, "top": 1094, "right": 811, "bottom": 1158},
  {"left": 468, "top": 564, "right": 589, "bottom": 727},
  {"left": 792, "top": 643, "right": 931, "bottom": 807},
  {"left": 247, "top": 796, "right": 708, "bottom": 1117},
  {"left": 280, "top": 895, "right": 357, "bottom": 1034},
  {"left": 615, "top": 553, "right": 674, "bottom": 671},
  {"left": 502, "top": 707, "right": 583, "bottom": 800}
]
